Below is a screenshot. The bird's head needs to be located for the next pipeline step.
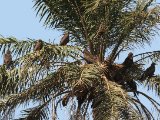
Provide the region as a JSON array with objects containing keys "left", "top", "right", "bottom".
[
  {"left": 37, "top": 39, "right": 43, "bottom": 43},
  {"left": 128, "top": 52, "right": 133, "bottom": 58},
  {"left": 151, "top": 62, "right": 156, "bottom": 66},
  {"left": 6, "top": 50, "right": 11, "bottom": 54}
]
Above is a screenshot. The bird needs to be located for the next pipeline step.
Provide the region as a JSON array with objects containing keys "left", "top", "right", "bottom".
[
  {"left": 62, "top": 94, "right": 70, "bottom": 107},
  {"left": 34, "top": 39, "right": 43, "bottom": 51},
  {"left": 59, "top": 32, "right": 69, "bottom": 46},
  {"left": 122, "top": 52, "right": 134, "bottom": 68},
  {"left": 83, "top": 48, "right": 95, "bottom": 64},
  {"left": 140, "top": 62, "right": 156, "bottom": 81},
  {"left": 113, "top": 71, "right": 125, "bottom": 86},
  {"left": 4, "top": 50, "right": 12, "bottom": 69},
  {"left": 126, "top": 80, "right": 138, "bottom": 96},
  {"left": 76, "top": 91, "right": 88, "bottom": 116},
  {"left": 95, "top": 23, "right": 106, "bottom": 38},
  {"left": 97, "top": 24, "right": 105, "bottom": 36}
]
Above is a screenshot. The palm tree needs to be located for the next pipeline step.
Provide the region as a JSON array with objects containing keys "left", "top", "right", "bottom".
[{"left": 0, "top": 0, "right": 160, "bottom": 119}]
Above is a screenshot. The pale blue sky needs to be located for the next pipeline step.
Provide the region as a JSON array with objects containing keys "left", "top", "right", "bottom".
[
  {"left": 0, "top": 0, "right": 61, "bottom": 42},
  {"left": 0, "top": 0, "right": 160, "bottom": 119}
]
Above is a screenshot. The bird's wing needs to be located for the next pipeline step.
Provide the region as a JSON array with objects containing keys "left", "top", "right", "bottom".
[
  {"left": 4, "top": 54, "right": 12, "bottom": 64},
  {"left": 144, "top": 66, "right": 151, "bottom": 73},
  {"left": 60, "top": 34, "right": 69, "bottom": 45},
  {"left": 122, "top": 58, "right": 128, "bottom": 65}
]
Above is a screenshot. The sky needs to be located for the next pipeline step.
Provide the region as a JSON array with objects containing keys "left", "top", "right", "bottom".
[
  {"left": 0, "top": 0, "right": 160, "bottom": 119},
  {"left": 0, "top": 0, "right": 61, "bottom": 44}
]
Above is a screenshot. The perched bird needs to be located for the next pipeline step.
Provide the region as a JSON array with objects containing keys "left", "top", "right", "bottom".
[
  {"left": 62, "top": 94, "right": 70, "bottom": 107},
  {"left": 59, "top": 32, "right": 69, "bottom": 46},
  {"left": 140, "top": 62, "right": 156, "bottom": 81},
  {"left": 95, "top": 23, "right": 106, "bottom": 38},
  {"left": 76, "top": 91, "right": 88, "bottom": 115},
  {"left": 126, "top": 80, "right": 138, "bottom": 96},
  {"left": 4, "top": 50, "right": 12, "bottom": 69},
  {"left": 83, "top": 48, "right": 95, "bottom": 64},
  {"left": 34, "top": 39, "right": 43, "bottom": 51},
  {"left": 122, "top": 52, "right": 133, "bottom": 68},
  {"left": 98, "top": 24, "right": 105, "bottom": 36},
  {"left": 113, "top": 72, "right": 125, "bottom": 86}
]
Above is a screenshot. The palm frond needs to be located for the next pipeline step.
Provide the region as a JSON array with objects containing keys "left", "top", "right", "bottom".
[
  {"left": 0, "top": 63, "right": 82, "bottom": 118},
  {"left": 0, "top": 37, "right": 82, "bottom": 96},
  {"left": 134, "top": 50, "right": 160, "bottom": 63},
  {"left": 142, "top": 75, "right": 160, "bottom": 96},
  {"left": 0, "top": 37, "right": 34, "bottom": 56},
  {"left": 17, "top": 100, "right": 50, "bottom": 120}
]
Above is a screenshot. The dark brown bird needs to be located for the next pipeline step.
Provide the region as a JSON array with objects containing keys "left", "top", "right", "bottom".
[
  {"left": 34, "top": 39, "right": 43, "bottom": 51},
  {"left": 98, "top": 24, "right": 105, "bottom": 36},
  {"left": 113, "top": 72, "right": 125, "bottom": 86},
  {"left": 83, "top": 48, "right": 95, "bottom": 64},
  {"left": 76, "top": 91, "right": 88, "bottom": 116},
  {"left": 122, "top": 52, "right": 133, "bottom": 68},
  {"left": 62, "top": 94, "right": 70, "bottom": 107},
  {"left": 95, "top": 23, "right": 106, "bottom": 38},
  {"left": 4, "top": 50, "right": 12, "bottom": 69},
  {"left": 126, "top": 80, "right": 138, "bottom": 96},
  {"left": 59, "top": 32, "right": 69, "bottom": 46},
  {"left": 140, "top": 62, "right": 156, "bottom": 81}
]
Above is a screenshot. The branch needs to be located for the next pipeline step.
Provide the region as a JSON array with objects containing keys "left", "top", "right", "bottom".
[
  {"left": 134, "top": 50, "right": 160, "bottom": 63},
  {"left": 131, "top": 98, "right": 154, "bottom": 120},
  {"left": 108, "top": 21, "right": 137, "bottom": 62}
]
